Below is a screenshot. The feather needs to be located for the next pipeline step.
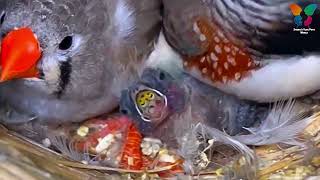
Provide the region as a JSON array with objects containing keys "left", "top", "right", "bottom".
[
  {"left": 46, "top": 130, "right": 106, "bottom": 166},
  {"left": 145, "top": 32, "right": 184, "bottom": 79},
  {"left": 47, "top": 134, "right": 93, "bottom": 163},
  {"left": 110, "top": 47, "right": 146, "bottom": 98},
  {"left": 233, "top": 99, "right": 319, "bottom": 146},
  {"left": 179, "top": 122, "right": 256, "bottom": 178}
]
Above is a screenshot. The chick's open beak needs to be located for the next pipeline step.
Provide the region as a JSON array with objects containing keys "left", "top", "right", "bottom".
[{"left": 0, "top": 27, "right": 41, "bottom": 82}]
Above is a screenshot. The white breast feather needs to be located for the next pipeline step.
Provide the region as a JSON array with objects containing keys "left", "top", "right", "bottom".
[{"left": 216, "top": 55, "right": 320, "bottom": 102}]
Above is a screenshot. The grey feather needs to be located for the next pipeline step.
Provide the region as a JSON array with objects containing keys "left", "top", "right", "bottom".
[{"left": 0, "top": 0, "right": 162, "bottom": 124}]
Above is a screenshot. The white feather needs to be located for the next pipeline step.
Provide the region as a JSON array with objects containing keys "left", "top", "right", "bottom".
[
  {"left": 179, "top": 122, "right": 256, "bottom": 176},
  {"left": 195, "top": 123, "right": 255, "bottom": 159},
  {"left": 216, "top": 55, "right": 320, "bottom": 102},
  {"left": 48, "top": 134, "right": 92, "bottom": 163},
  {"left": 233, "top": 99, "right": 318, "bottom": 146},
  {"left": 145, "top": 32, "right": 184, "bottom": 77},
  {"left": 41, "top": 55, "right": 61, "bottom": 86},
  {"left": 113, "top": 1, "right": 135, "bottom": 39}
]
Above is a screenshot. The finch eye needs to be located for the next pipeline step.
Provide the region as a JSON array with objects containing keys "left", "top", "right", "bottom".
[
  {"left": 121, "top": 109, "right": 128, "bottom": 114},
  {"left": 159, "top": 72, "right": 165, "bottom": 80},
  {"left": 59, "top": 36, "right": 73, "bottom": 50}
]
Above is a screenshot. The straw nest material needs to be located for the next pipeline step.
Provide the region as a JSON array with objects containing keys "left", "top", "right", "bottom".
[{"left": 0, "top": 113, "right": 319, "bottom": 180}]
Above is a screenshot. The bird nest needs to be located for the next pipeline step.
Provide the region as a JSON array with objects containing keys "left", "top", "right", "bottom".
[{"left": 0, "top": 114, "right": 319, "bottom": 180}]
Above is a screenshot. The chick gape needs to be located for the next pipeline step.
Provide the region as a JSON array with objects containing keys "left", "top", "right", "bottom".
[
  {"left": 135, "top": 89, "right": 168, "bottom": 122},
  {"left": 183, "top": 18, "right": 259, "bottom": 83}
]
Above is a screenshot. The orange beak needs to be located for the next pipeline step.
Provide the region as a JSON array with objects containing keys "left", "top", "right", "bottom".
[{"left": 0, "top": 27, "right": 42, "bottom": 82}]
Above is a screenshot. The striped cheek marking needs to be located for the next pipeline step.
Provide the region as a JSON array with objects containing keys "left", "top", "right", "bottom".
[{"left": 183, "top": 19, "right": 259, "bottom": 84}]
